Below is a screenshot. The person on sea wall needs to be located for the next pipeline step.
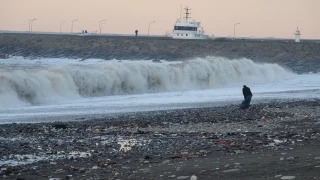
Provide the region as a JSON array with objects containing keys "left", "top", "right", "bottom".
[
  {"left": 241, "top": 85, "right": 253, "bottom": 109},
  {"left": 135, "top": 30, "right": 138, "bottom": 37}
]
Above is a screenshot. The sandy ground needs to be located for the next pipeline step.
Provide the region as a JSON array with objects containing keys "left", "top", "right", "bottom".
[{"left": 1, "top": 99, "right": 320, "bottom": 180}]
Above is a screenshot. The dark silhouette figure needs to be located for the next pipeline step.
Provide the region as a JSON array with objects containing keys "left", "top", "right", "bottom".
[
  {"left": 85, "top": 30, "right": 88, "bottom": 33},
  {"left": 135, "top": 30, "right": 138, "bottom": 37},
  {"left": 241, "top": 85, "right": 253, "bottom": 109}
]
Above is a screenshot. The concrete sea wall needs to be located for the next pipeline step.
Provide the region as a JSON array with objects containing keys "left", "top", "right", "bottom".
[{"left": 0, "top": 33, "right": 320, "bottom": 73}]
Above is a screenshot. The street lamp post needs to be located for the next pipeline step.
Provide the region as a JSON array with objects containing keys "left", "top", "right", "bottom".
[
  {"left": 60, "top": 20, "right": 66, "bottom": 33},
  {"left": 71, "top": 19, "right": 78, "bottom": 33},
  {"left": 234, "top": 23, "right": 240, "bottom": 39},
  {"left": 99, "top": 19, "right": 106, "bottom": 35},
  {"left": 100, "top": 22, "right": 106, "bottom": 35},
  {"left": 30, "top": 18, "right": 37, "bottom": 32},
  {"left": 148, "top": 21, "right": 155, "bottom": 37},
  {"left": 29, "top": 19, "right": 32, "bottom": 32}
]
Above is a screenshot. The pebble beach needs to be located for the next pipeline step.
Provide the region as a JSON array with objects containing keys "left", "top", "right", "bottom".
[{"left": 1, "top": 99, "right": 320, "bottom": 179}]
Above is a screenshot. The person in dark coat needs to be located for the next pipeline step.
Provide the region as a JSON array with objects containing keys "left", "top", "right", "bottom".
[
  {"left": 241, "top": 85, "right": 253, "bottom": 109},
  {"left": 135, "top": 30, "right": 138, "bottom": 37}
]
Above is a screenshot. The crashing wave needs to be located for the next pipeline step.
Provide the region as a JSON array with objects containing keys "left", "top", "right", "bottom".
[{"left": 0, "top": 56, "right": 294, "bottom": 108}]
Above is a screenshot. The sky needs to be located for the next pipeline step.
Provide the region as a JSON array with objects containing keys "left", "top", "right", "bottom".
[{"left": 1, "top": 0, "right": 319, "bottom": 39}]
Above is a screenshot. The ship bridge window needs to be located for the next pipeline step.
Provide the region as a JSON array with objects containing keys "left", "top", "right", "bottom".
[{"left": 174, "top": 26, "right": 198, "bottom": 31}]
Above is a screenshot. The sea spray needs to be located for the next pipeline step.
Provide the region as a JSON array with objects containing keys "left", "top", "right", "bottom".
[{"left": 0, "top": 56, "right": 295, "bottom": 108}]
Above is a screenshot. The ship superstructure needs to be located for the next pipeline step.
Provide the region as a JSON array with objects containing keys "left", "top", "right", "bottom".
[{"left": 172, "top": 7, "right": 208, "bottom": 39}]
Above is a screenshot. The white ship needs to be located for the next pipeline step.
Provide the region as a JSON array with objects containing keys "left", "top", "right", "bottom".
[{"left": 172, "top": 7, "right": 208, "bottom": 39}]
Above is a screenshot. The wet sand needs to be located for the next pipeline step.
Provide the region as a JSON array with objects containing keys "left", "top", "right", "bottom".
[{"left": 1, "top": 99, "right": 320, "bottom": 179}]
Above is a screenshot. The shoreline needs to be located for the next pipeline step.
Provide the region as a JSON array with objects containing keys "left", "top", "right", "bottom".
[
  {"left": 1, "top": 99, "right": 320, "bottom": 179},
  {"left": 1, "top": 96, "right": 318, "bottom": 125}
]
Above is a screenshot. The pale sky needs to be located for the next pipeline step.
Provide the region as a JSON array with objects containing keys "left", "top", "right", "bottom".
[{"left": 1, "top": 0, "right": 319, "bottom": 38}]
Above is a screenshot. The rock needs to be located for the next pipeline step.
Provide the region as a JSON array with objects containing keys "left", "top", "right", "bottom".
[
  {"left": 55, "top": 169, "right": 64, "bottom": 172},
  {"left": 177, "top": 176, "right": 189, "bottom": 179},
  {"left": 223, "top": 169, "right": 239, "bottom": 173},
  {"left": 171, "top": 154, "right": 183, "bottom": 159},
  {"left": 65, "top": 175, "right": 73, "bottom": 179},
  {"left": 286, "top": 157, "right": 295, "bottom": 161},
  {"left": 235, "top": 150, "right": 245, "bottom": 154},
  {"left": 139, "top": 168, "right": 150, "bottom": 173},
  {"left": 52, "top": 124, "right": 68, "bottom": 129},
  {"left": 190, "top": 175, "right": 197, "bottom": 180},
  {"left": 281, "top": 176, "right": 296, "bottom": 180},
  {"left": 79, "top": 168, "right": 86, "bottom": 173}
]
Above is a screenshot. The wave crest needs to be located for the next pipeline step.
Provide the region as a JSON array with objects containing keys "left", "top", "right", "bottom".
[{"left": 0, "top": 56, "right": 294, "bottom": 108}]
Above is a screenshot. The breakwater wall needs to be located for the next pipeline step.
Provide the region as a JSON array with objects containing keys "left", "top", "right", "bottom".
[{"left": 1, "top": 33, "right": 320, "bottom": 73}]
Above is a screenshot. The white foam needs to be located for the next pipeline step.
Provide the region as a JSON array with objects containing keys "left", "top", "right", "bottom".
[
  {"left": 0, "top": 56, "right": 294, "bottom": 108},
  {"left": 0, "top": 151, "right": 91, "bottom": 166},
  {"left": 1, "top": 56, "right": 320, "bottom": 124}
]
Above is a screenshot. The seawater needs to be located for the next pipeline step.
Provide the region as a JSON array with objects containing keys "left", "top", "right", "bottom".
[{"left": 1, "top": 56, "right": 319, "bottom": 123}]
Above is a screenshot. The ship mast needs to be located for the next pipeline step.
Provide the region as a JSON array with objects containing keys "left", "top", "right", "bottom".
[
  {"left": 184, "top": 7, "right": 191, "bottom": 22},
  {"left": 180, "top": 4, "right": 182, "bottom": 20}
]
